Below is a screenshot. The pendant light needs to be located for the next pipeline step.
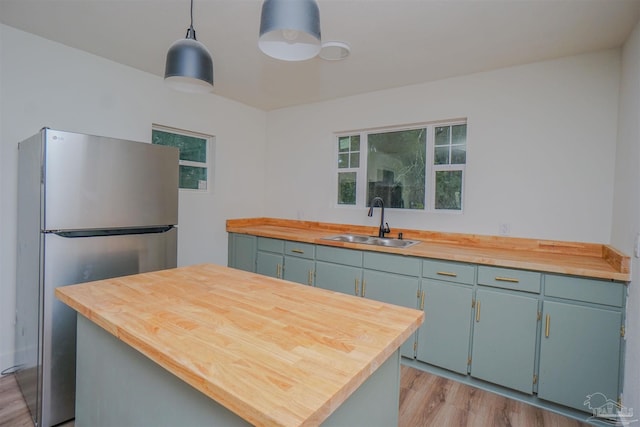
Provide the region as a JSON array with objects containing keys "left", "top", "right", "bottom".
[
  {"left": 259, "top": 0, "right": 321, "bottom": 61},
  {"left": 164, "top": 0, "right": 214, "bottom": 93}
]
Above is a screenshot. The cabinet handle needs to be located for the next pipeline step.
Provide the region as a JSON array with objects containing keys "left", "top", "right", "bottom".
[
  {"left": 276, "top": 264, "right": 281, "bottom": 278},
  {"left": 495, "top": 276, "right": 519, "bottom": 283},
  {"left": 354, "top": 279, "right": 359, "bottom": 296},
  {"left": 545, "top": 314, "right": 550, "bottom": 337},
  {"left": 420, "top": 291, "right": 425, "bottom": 310},
  {"left": 290, "top": 249, "right": 304, "bottom": 254},
  {"left": 437, "top": 271, "right": 457, "bottom": 277},
  {"left": 308, "top": 270, "right": 313, "bottom": 286},
  {"left": 475, "top": 301, "right": 481, "bottom": 322},
  {"left": 362, "top": 280, "right": 366, "bottom": 297}
]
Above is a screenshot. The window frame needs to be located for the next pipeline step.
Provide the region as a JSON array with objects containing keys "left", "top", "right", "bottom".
[
  {"left": 152, "top": 124, "right": 214, "bottom": 193},
  {"left": 334, "top": 119, "right": 467, "bottom": 213}
]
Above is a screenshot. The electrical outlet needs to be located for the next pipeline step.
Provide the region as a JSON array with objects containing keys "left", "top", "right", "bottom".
[{"left": 499, "top": 223, "right": 511, "bottom": 236}]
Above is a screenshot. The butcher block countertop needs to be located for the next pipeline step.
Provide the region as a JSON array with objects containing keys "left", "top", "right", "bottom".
[
  {"left": 55, "top": 263, "right": 424, "bottom": 427},
  {"left": 227, "top": 218, "right": 630, "bottom": 282}
]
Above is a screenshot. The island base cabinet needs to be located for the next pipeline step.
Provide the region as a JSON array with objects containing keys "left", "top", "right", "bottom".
[
  {"left": 538, "top": 301, "right": 622, "bottom": 412},
  {"left": 416, "top": 280, "right": 473, "bottom": 374},
  {"left": 470, "top": 289, "right": 538, "bottom": 394},
  {"left": 76, "top": 315, "right": 251, "bottom": 427},
  {"left": 75, "top": 314, "right": 402, "bottom": 427}
]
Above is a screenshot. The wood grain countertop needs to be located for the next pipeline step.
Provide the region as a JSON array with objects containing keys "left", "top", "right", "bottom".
[
  {"left": 55, "top": 263, "right": 424, "bottom": 427},
  {"left": 226, "top": 218, "right": 630, "bottom": 282}
]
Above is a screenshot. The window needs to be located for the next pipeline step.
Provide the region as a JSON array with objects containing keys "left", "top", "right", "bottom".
[
  {"left": 152, "top": 125, "right": 213, "bottom": 191},
  {"left": 337, "top": 135, "right": 360, "bottom": 205},
  {"left": 335, "top": 120, "right": 466, "bottom": 211},
  {"left": 433, "top": 124, "right": 466, "bottom": 210}
]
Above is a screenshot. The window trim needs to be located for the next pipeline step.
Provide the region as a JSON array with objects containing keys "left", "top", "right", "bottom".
[
  {"left": 152, "top": 124, "right": 214, "bottom": 193},
  {"left": 334, "top": 119, "right": 467, "bottom": 213}
]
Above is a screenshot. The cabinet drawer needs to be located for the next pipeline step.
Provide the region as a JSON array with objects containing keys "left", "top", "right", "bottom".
[
  {"left": 544, "top": 274, "right": 625, "bottom": 307},
  {"left": 363, "top": 252, "right": 420, "bottom": 276},
  {"left": 422, "top": 259, "right": 476, "bottom": 285},
  {"left": 478, "top": 266, "right": 541, "bottom": 293},
  {"left": 316, "top": 246, "right": 362, "bottom": 267},
  {"left": 257, "top": 237, "right": 284, "bottom": 253},
  {"left": 284, "top": 241, "right": 315, "bottom": 259}
]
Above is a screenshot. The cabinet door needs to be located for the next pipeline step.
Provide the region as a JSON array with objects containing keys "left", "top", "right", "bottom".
[
  {"left": 538, "top": 301, "right": 621, "bottom": 411},
  {"left": 315, "top": 261, "right": 362, "bottom": 296},
  {"left": 362, "top": 270, "right": 419, "bottom": 358},
  {"left": 227, "top": 234, "right": 256, "bottom": 272},
  {"left": 256, "top": 252, "right": 283, "bottom": 279},
  {"left": 416, "top": 280, "right": 473, "bottom": 374},
  {"left": 470, "top": 288, "right": 538, "bottom": 394},
  {"left": 283, "top": 257, "right": 314, "bottom": 286}
]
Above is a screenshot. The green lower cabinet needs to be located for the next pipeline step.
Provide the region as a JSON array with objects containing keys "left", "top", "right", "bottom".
[
  {"left": 256, "top": 251, "right": 283, "bottom": 279},
  {"left": 362, "top": 270, "right": 420, "bottom": 358},
  {"left": 227, "top": 233, "right": 256, "bottom": 272},
  {"left": 470, "top": 288, "right": 538, "bottom": 394},
  {"left": 283, "top": 256, "right": 315, "bottom": 286},
  {"left": 537, "top": 301, "right": 622, "bottom": 412},
  {"left": 416, "top": 280, "right": 473, "bottom": 374},
  {"left": 315, "top": 261, "right": 362, "bottom": 296}
]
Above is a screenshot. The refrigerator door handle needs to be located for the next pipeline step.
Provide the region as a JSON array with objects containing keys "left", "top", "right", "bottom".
[{"left": 51, "top": 226, "right": 175, "bottom": 238}]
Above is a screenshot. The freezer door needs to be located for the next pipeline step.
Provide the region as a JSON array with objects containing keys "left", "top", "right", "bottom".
[
  {"left": 43, "top": 129, "right": 178, "bottom": 231},
  {"left": 40, "top": 228, "right": 177, "bottom": 427}
]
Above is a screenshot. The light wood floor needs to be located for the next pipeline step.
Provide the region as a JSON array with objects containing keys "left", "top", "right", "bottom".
[
  {"left": 1, "top": 367, "right": 589, "bottom": 427},
  {"left": 399, "top": 366, "right": 590, "bottom": 427}
]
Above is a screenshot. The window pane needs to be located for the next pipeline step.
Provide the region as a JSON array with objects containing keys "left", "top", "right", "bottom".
[
  {"left": 179, "top": 165, "right": 207, "bottom": 190},
  {"left": 435, "top": 126, "right": 450, "bottom": 146},
  {"left": 367, "top": 129, "right": 426, "bottom": 209},
  {"left": 338, "top": 153, "right": 349, "bottom": 168},
  {"left": 338, "top": 172, "right": 357, "bottom": 205},
  {"left": 452, "top": 124, "right": 467, "bottom": 145},
  {"left": 435, "top": 170, "right": 462, "bottom": 210},
  {"left": 451, "top": 146, "right": 466, "bottom": 164},
  {"left": 350, "top": 153, "right": 360, "bottom": 168},
  {"left": 434, "top": 146, "right": 450, "bottom": 165},
  {"left": 339, "top": 137, "right": 350, "bottom": 152},
  {"left": 350, "top": 136, "right": 360, "bottom": 152},
  {"left": 152, "top": 130, "right": 206, "bottom": 162}
]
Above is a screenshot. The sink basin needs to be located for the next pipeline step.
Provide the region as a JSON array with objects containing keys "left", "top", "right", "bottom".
[{"left": 322, "top": 234, "right": 420, "bottom": 248}]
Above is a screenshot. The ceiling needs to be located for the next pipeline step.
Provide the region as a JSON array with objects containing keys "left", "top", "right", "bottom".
[{"left": 2, "top": 0, "right": 640, "bottom": 111}]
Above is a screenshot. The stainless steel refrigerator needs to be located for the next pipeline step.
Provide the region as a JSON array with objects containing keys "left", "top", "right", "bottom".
[{"left": 14, "top": 128, "right": 179, "bottom": 427}]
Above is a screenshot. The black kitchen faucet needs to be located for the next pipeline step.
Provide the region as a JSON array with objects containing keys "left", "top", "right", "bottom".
[{"left": 368, "top": 197, "right": 391, "bottom": 238}]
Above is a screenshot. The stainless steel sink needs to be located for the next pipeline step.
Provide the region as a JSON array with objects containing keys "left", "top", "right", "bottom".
[{"left": 322, "top": 234, "right": 420, "bottom": 248}]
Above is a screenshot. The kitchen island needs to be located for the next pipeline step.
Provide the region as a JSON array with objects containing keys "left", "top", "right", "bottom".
[{"left": 55, "top": 263, "right": 424, "bottom": 426}]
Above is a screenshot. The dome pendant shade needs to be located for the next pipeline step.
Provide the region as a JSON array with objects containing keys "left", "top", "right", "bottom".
[
  {"left": 259, "top": 0, "right": 321, "bottom": 61},
  {"left": 165, "top": 27, "right": 214, "bottom": 93}
]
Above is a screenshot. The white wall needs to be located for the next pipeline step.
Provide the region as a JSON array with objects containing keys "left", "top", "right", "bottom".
[
  {"left": 612, "top": 20, "right": 640, "bottom": 414},
  {"left": 0, "top": 24, "right": 267, "bottom": 372},
  {"left": 265, "top": 50, "right": 621, "bottom": 243}
]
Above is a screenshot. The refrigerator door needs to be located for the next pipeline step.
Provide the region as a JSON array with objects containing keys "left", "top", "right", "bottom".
[
  {"left": 43, "top": 129, "right": 179, "bottom": 231},
  {"left": 39, "top": 228, "right": 177, "bottom": 427}
]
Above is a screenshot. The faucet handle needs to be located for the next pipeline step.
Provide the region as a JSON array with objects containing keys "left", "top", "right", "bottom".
[{"left": 383, "top": 222, "right": 391, "bottom": 234}]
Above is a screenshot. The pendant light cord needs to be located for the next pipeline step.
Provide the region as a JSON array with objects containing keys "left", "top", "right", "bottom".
[
  {"left": 190, "top": 0, "right": 194, "bottom": 29},
  {"left": 186, "top": 0, "right": 196, "bottom": 40}
]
